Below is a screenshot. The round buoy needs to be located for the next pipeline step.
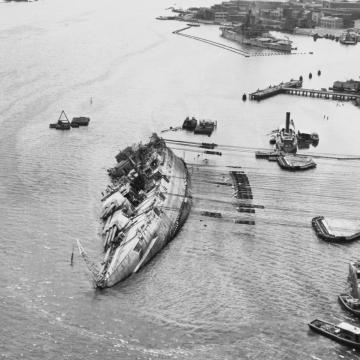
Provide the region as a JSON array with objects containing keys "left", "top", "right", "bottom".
[
  {"left": 299, "top": 75, "right": 303, "bottom": 81},
  {"left": 242, "top": 93, "right": 247, "bottom": 101},
  {"left": 309, "top": 72, "right": 312, "bottom": 79},
  {"left": 318, "top": 70, "right": 321, "bottom": 76}
]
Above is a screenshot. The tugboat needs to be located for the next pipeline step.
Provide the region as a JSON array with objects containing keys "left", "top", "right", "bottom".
[
  {"left": 349, "top": 261, "right": 360, "bottom": 299},
  {"left": 308, "top": 319, "right": 360, "bottom": 349},
  {"left": 340, "top": 31, "right": 357, "bottom": 45},
  {"left": 339, "top": 293, "right": 360, "bottom": 317},
  {"left": 77, "top": 134, "right": 192, "bottom": 288},
  {"left": 274, "top": 112, "right": 297, "bottom": 154}
]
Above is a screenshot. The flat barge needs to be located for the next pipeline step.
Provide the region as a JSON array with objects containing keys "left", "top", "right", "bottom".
[
  {"left": 308, "top": 319, "right": 360, "bottom": 349},
  {"left": 78, "top": 134, "right": 192, "bottom": 288},
  {"left": 277, "top": 154, "right": 316, "bottom": 171},
  {"left": 312, "top": 216, "right": 360, "bottom": 243}
]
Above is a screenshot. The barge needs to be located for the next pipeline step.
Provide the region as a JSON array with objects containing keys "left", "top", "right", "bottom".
[
  {"left": 308, "top": 319, "right": 360, "bottom": 349},
  {"left": 311, "top": 216, "right": 360, "bottom": 243},
  {"left": 78, "top": 134, "right": 192, "bottom": 288},
  {"left": 277, "top": 154, "right": 316, "bottom": 171}
]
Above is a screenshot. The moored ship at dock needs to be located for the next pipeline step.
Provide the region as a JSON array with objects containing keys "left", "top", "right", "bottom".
[
  {"left": 349, "top": 261, "right": 360, "bottom": 299},
  {"left": 340, "top": 31, "right": 358, "bottom": 45},
  {"left": 220, "top": 10, "right": 293, "bottom": 53},
  {"left": 221, "top": 27, "right": 293, "bottom": 52},
  {"left": 78, "top": 134, "right": 192, "bottom": 288}
]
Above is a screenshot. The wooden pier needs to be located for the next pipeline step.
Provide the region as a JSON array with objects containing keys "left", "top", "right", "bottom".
[
  {"left": 249, "top": 80, "right": 302, "bottom": 101},
  {"left": 250, "top": 80, "right": 360, "bottom": 102},
  {"left": 282, "top": 87, "right": 360, "bottom": 101}
]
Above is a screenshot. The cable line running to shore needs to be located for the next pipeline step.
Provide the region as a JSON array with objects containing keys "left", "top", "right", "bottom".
[{"left": 173, "top": 26, "right": 250, "bottom": 57}]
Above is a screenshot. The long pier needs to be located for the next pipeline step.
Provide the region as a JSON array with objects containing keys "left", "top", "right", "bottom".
[
  {"left": 282, "top": 87, "right": 360, "bottom": 101},
  {"left": 250, "top": 80, "right": 360, "bottom": 102}
]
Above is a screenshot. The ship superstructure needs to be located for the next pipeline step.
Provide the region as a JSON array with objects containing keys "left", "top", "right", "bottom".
[
  {"left": 274, "top": 112, "right": 297, "bottom": 154},
  {"left": 220, "top": 10, "right": 293, "bottom": 53}
]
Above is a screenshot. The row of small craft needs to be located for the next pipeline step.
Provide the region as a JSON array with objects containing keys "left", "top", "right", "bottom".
[{"left": 309, "top": 261, "right": 360, "bottom": 350}]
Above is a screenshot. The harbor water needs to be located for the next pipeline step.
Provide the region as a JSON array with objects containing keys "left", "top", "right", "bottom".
[{"left": 1, "top": 0, "right": 360, "bottom": 359}]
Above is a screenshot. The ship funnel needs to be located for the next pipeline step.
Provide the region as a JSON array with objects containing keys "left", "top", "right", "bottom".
[{"left": 285, "top": 112, "right": 290, "bottom": 132}]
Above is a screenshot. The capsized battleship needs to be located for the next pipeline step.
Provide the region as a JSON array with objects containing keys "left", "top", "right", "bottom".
[{"left": 78, "top": 134, "right": 192, "bottom": 288}]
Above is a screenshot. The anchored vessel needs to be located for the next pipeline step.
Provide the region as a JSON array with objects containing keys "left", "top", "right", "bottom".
[
  {"left": 338, "top": 293, "right": 360, "bottom": 317},
  {"left": 274, "top": 112, "right": 298, "bottom": 154},
  {"left": 340, "top": 31, "right": 358, "bottom": 45},
  {"left": 308, "top": 319, "right": 360, "bottom": 349},
  {"left": 349, "top": 261, "right": 360, "bottom": 300},
  {"left": 78, "top": 134, "right": 192, "bottom": 288}
]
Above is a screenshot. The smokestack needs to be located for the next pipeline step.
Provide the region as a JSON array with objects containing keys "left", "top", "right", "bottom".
[{"left": 285, "top": 112, "right": 290, "bottom": 132}]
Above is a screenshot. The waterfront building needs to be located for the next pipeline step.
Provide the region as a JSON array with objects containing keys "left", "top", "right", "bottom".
[
  {"left": 322, "top": 0, "right": 360, "bottom": 10},
  {"left": 320, "top": 16, "right": 343, "bottom": 28},
  {"left": 312, "top": 11, "right": 323, "bottom": 26},
  {"left": 214, "top": 11, "right": 228, "bottom": 23}
]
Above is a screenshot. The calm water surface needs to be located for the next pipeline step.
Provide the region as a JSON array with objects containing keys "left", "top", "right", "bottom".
[{"left": 1, "top": 0, "right": 360, "bottom": 359}]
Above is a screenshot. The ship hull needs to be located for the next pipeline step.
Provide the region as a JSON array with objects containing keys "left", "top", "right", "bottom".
[
  {"left": 221, "top": 28, "right": 292, "bottom": 53},
  {"left": 97, "top": 142, "right": 192, "bottom": 288}
]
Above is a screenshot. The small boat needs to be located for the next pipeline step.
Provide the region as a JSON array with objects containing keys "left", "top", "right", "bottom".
[
  {"left": 274, "top": 112, "right": 297, "bottom": 154},
  {"left": 194, "top": 120, "right": 217, "bottom": 136},
  {"left": 297, "top": 131, "right": 319, "bottom": 147},
  {"left": 71, "top": 116, "right": 90, "bottom": 127},
  {"left": 187, "top": 23, "right": 200, "bottom": 27},
  {"left": 349, "top": 261, "right": 360, "bottom": 299},
  {"left": 242, "top": 93, "right": 247, "bottom": 101},
  {"left": 339, "top": 293, "right": 360, "bottom": 317},
  {"left": 49, "top": 110, "right": 71, "bottom": 130},
  {"left": 182, "top": 116, "right": 197, "bottom": 131},
  {"left": 340, "top": 31, "right": 357, "bottom": 45},
  {"left": 308, "top": 319, "right": 360, "bottom": 349}
]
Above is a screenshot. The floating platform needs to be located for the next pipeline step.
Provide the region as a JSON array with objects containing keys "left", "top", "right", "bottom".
[
  {"left": 256, "top": 151, "right": 316, "bottom": 171},
  {"left": 312, "top": 216, "right": 360, "bottom": 243},
  {"left": 71, "top": 116, "right": 90, "bottom": 126},
  {"left": 277, "top": 154, "right": 316, "bottom": 171},
  {"left": 50, "top": 111, "right": 90, "bottom": 130}
]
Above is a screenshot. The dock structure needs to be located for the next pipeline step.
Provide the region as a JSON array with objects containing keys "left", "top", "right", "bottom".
[
  {"left": 249, "top": 80, "right": 302, "bottom": 101},
  {"left": 282, "top": 87, "right": 360, "bottom": 101},
  {"left": 250, "top": 80, "right": 360, "bottom": 102}
]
